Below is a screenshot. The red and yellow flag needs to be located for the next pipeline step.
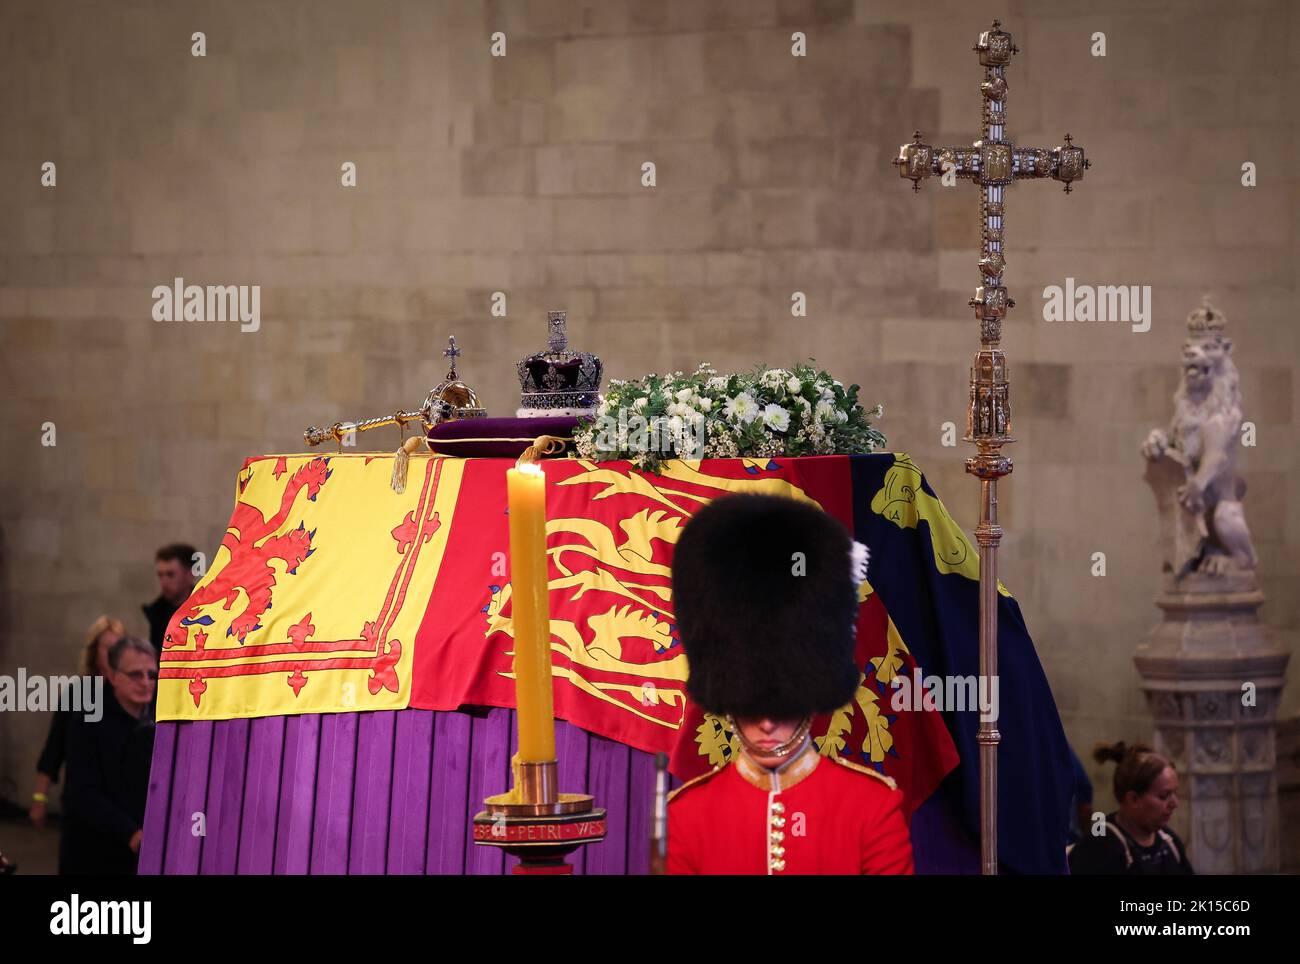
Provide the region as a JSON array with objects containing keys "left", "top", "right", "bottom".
[
  {"left": 159, "top": 452, "right": 959, "bottom": 810},
  {"left": 158, "top": 454, "right": 465, "bottom": 720}
]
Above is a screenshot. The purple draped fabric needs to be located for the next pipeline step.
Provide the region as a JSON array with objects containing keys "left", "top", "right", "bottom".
[{"left": 141, "top": 706, "right": 977, "bottom": 874}]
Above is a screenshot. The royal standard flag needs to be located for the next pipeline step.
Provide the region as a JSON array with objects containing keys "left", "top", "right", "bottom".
[
  {"left": 160, "top": 451, "right": 1071, "bottom": 859},
  {"left": 850, "top": 453, "right": 1075, "bottom": 874}
]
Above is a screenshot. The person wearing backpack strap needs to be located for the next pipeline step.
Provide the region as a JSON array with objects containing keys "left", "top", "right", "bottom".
[{"left": 1068, "top": 741, "right": 1193, "bottom": 875}]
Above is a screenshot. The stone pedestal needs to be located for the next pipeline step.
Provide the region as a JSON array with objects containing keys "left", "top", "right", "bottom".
[
  {"left": 1279, "top": 715, "right": 1300, "bottom": 874},
  {"left": 1134, "top": 571, "right": 1289, "bottom": 874}
]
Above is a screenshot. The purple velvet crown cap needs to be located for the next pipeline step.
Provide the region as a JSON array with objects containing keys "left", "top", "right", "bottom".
[{"left": 426, "top": 415, "right": 579, "bottom": 458}]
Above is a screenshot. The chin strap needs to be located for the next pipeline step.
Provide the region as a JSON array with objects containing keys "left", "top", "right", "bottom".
[{"left": 728, "top": 715, "right": 812, "bottom": 761}]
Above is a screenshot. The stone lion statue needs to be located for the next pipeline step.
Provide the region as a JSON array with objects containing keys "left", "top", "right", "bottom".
[{"left": 1141, "top": 299, "right": 1257, "bottom": 579}]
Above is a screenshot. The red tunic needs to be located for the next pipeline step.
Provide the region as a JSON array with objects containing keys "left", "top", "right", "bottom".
[{"left": 667, "top": 740, "right": 914, "bottom": 875}]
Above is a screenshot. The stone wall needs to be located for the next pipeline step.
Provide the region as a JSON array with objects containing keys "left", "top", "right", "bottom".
[{"left": 1, "top": 0, "right": 1296, "bottom": 833}]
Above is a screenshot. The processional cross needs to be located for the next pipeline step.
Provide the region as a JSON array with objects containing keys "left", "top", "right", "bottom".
[{"left": 893, "top": 20, "right": 1089, "bottom": 875}]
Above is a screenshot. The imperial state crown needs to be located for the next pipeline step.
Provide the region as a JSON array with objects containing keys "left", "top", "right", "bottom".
[{"left": 516, "top": 310, "right": 603, "bottom": 417}]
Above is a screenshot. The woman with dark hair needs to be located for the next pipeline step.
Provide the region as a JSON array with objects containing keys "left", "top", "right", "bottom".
[
  {"left": 1067, "top": 741, "right": 1193, "bottom": 875},
  {"left": 60, "top": 636, "right": 158, "bottom": 875}
]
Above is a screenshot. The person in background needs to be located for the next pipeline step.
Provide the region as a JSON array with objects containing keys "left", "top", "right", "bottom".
[
  {"left": 30, "top": 615, "right": 127, "bottom": 828},
  {"left": 1067, "top": 741, "right": 1193, "bottom": 875},
  {"left": 142, "top": 542, "right": 198, "bottom": 647},
  {"left": 59, "top": 636, "right": 158, "bottom": 875}
]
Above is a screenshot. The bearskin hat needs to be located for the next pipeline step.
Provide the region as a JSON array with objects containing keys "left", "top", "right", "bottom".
[{"left": 671, "top": 493, "right": 862, "bottom": 720}]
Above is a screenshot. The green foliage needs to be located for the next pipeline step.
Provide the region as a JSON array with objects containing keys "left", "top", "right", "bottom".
[{"left": 573, "top": 361, "right": 887, "bottom": 472}]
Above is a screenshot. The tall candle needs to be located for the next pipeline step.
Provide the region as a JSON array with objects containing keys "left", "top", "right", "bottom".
[{"left": 506, "top": 461, "right": 556, "bottom": 763}]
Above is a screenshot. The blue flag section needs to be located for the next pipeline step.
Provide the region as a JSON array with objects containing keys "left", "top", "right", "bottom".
[{"left": 850, "top": 453, "right": 1075, "bottom": 874}]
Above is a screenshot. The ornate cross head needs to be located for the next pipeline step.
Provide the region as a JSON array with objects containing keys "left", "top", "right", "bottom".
[
  {"left": 443, "top": 335, "right": 462, "bottom": 378},
  {"left": 546, "top": 309, "right": 568, "bottom": 354},
  {"left": 892, "top": 18, "right": 1091, "bottom": 460}
]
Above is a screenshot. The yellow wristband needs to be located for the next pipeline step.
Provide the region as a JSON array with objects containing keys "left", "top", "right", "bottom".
[{"left": 32, "top": 792, "right": 48, "bottom": 803}]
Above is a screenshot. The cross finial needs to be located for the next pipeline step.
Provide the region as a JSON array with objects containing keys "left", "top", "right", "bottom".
[
  {"left": 546, "top": 309, "right": 568, "bottom": 353},
  {"left": 443, "top": 335, "right": 462, "bottom": 377},
  {"left": 974, "top": 19, "right": 1018, "bottom": 62},
  {"left": 988, "top": 20, "right": 1021, "bottom": 55}
]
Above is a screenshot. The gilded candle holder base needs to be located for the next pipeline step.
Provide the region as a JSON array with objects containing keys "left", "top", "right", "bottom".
[{"left": 472, "top": 759, "right": 606, "bottom": 874}]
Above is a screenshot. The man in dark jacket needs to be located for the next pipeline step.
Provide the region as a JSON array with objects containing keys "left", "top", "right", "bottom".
[
  {"left": 60, "top": 636, "right": 158, "bottom": 875},
  {"left": 142, "top": 542, "right": 198, "bottom": 647}
]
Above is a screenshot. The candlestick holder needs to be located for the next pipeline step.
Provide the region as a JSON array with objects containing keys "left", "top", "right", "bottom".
[{"left": 472, "top": 759, "right": 606, "bottom": 874}]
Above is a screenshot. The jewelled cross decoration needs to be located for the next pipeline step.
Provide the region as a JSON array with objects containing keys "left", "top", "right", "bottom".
[
  {"left": 546, "top": 309, "right": 569, "bottom": 353},
  {"left": 893, "top": 19, "right": 1089, "bottom": 876},
  {"left": 443, "top": 335, "right": 462, "bottom": 377},
  {"left": 894, "top": 20, "right": 1088, "bottom": 351}
]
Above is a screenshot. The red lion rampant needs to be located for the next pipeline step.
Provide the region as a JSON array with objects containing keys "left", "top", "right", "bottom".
[{"left": 164, "top": 458, "right": 330, "bottom": 648}]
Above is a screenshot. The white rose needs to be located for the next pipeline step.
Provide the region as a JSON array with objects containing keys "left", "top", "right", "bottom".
[
  {"left": 675, "top": 387, "right": 695, "bottom": 403},
  {"left": 698, "top": 397, "right": 713, "bottom": 412},
  {"left": 761, "top": 404, "right": 790, "bottom": 432},
  {"left": 786, "top": 376, "right": 801, "bottom": 394},
  {"left": 634, "top": 396, "right": 648, "bottom": 410},
  {"left": 724, "top": 391, "right": 759, "bottom": 424}
]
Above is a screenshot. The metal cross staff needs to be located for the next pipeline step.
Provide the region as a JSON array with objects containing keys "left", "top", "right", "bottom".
[{"left": 893, "top": 19, "right": 1089, "bottom": 875}]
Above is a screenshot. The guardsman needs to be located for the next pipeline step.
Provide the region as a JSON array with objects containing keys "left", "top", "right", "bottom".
[{"left": 667, "top": 493, "right": 913, "bottom": 875}]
